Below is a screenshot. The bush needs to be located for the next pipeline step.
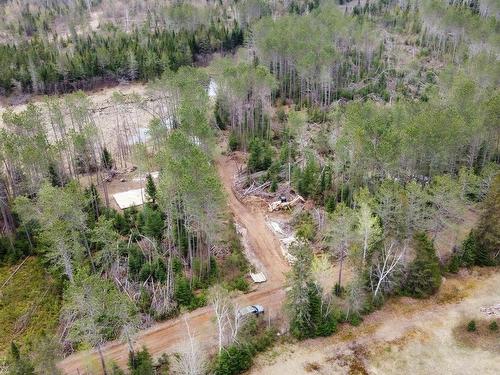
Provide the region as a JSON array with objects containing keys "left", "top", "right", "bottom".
[
  {"left": 128, "top": 347, "right": 154, "bottom": 375},
  {"left": 141, "top": 206, "right": 164, "bottom": 241},
  {"left": 461, "top": 232, "right": 480, "bottom": 267},
  {"left": 229, "top": 276, "right": 250, "bottom": 292},
  {"left": 467, "top": 320, "right": 476, "bottom": 332},
  {"left": 174, "top": 276, "right": 195, "bottom": 307},
  {"left": 111, "top": 364, "right": 125, "bottom": 375},
  {"left": 489, "top": 321, "right": 498, "bottom": 331},
  {"left": 447, "top": 231, "right": 491, "bottom": 271},
  {"left": 0, "top": 236, "right": 24, "bottom": 265},
  {"left": 228, "top": 132, "right": 240, "bottom": 151},
  {"left": 269, "top": 179, "right": 278, "bottom": 193},
  {"left": 187, "top": 292, "right": 207, "bottom": 311},
  {"left": 138, "top": 288, "right": 152, "bottom": 314},
  {"left": 316, "top": 312, "right": 337, "bottom": 337},
  {"left": 128, "top": 245, "right": 145, "bottom": 279},
  {"left": 348, "top": 313, "right": 363, "bottom": 327},
  {"left": 307, "top": 106, "right": 328, "bottom": 123},
  {"left": 248, "top": 328, "right": 276, "bottom": 352},
  {"left": 293, "top": 156, "right": 319, "bottom": 198},
  {"left": 247, "top": 138, "right": 273, "bottom": 173},
  {"left": 213, "top": 345, "right": 253, "bottom": 375},
  {"left": 447, "top": 252, "right": 461, "bottom": 273},
  {"left": 295, "top": 213, "right": 316, "bottom": 241}
]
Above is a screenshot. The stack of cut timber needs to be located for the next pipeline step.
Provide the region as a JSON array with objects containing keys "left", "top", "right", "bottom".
[{"left": 268, "top": 195, "right": 305, "bottom": 212}]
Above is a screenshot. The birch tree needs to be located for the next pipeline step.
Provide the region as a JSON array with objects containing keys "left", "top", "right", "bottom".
[
  {"left": 208, "top": 285, "right": 242, "bottom": 353},
  {"left": 355, "top": 189, "right": 382, "bottom": 267},
  {"left": 370, "top": 241, "right": 406, "bottom": 298},
  {"left": 171, "top": 317, "right": 207, "bottom": 375}
]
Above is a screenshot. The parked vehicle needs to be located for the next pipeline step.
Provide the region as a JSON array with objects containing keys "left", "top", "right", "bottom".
[{"left": 238, "top": 304, "right": 265, "bottom": 317}]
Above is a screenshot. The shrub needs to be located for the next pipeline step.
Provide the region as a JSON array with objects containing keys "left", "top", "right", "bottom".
[
  {"left": 467, "top": 320, "right": 476, "bottom": 332},
  {"left": 174, "top": 276, "right": 194, "bottom": 307},
  {"left": 188, "top": 293, "right": 207, "bottom": 311},
  {"left": 269, "top": 179, "right": 278, "bottom": 193},
  {"left": 295, "top": 213, "right": 316, "bottom": 241},
  {"left": 110, "top": 364, "right": 125, "bottom": 375},
  {"left": 128, "top": 347, "right": 154, "bottom": 375},
  {"left": 138, "top": 288, "right": 152, "bottom": 314},
  {"left": 128, "top": 245, "right": 145, "bottom": 279},
  {"left": 214, "top": 345, "right": 253, "bottom": 375},
  {"left": 447, "top": 252, "right": 461, "bottom": 273},
  {"left": 247, "top": 138, "right": 273, "bottom": 173},
  {"left": 249, "top": 328, "right": 276, "bottom": 352},
  {"left": 228, "top": 132, "right": 240, "bottom": 151},
  {"left": 229, "top": 276, "right": 250, "bottom": 292},
  {"left": 101, "top": 147, "right": 114, "bottom": 170},
  {"left": 461, "top": 232, "right": 479, "bottom": 267},
  {"left": 7, "top": 342, "right": 35, "bottom": 375},
  {"left": 141, "top": 206, "right": 164, "bottom": 241},
  {"left": 348, "top": 313, "right": 363, "bottom": 327},
  {"left": 489, "top": 321, "right": 498, "bottom": 331},
  {"left": 293, "top": 156, "right": 319, "bottom": 198},
  {"left": 0, "top": 236, "right": 27, "bottom": 265},
  {"left": 316, "top": 312, "right": 337, "bottom": 337},
  {"left": 447, "top": 231, "right": 491, "bottom": 271}
]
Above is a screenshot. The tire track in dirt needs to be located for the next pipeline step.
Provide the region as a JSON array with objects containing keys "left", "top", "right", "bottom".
[{"left": 58, "top": 153, "right": 289, "bottom": 374}]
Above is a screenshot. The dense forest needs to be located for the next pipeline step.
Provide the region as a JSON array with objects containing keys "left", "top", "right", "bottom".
[{"left": 0, "top": 0, "right": 498, "bottom": 374}]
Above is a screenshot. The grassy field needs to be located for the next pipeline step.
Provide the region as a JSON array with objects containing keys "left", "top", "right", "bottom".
[{"left": 0, "top": 257, "right": 62, "bottom": 356}]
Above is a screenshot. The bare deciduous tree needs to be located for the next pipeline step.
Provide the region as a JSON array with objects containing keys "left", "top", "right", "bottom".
[
  {"left": 171, "top": 317, "right": 207, "bottom": 375},
  {"left": 208, "top": 285, "right": 242, "bottom": 353},
  {"left": 370, "top": 241, "right": 406, "bottom": 298}
]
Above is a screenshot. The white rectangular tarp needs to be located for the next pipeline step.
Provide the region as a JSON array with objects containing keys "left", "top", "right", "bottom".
[
  {"left": 250, "top": 272, "right": 267, "bottom": 283},
  {"left": 113, "top": 188, "right": 146, "bottom": 209}
]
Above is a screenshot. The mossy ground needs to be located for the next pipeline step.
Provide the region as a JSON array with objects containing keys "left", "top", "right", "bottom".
[{"left": 0, "top": 257, "right": 61, "bottom": 356}]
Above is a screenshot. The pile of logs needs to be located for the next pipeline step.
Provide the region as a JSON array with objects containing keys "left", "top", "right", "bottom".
[
  {"left": 234, "top": 170, "right": 273, "bottom": 198},
  {"left": 268, "top": 195, "right": 305, "bottom": 212}
]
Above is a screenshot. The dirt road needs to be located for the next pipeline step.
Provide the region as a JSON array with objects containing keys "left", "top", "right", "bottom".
[{"left": 58, "top": 153, "right": 289, "bottom": 374}]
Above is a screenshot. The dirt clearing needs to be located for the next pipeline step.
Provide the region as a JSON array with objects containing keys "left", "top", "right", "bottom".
[{"left": 249, "top": 268, "right": 500, "bottom": 375}]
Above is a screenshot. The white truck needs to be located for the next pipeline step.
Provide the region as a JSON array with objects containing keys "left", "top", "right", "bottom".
[{"left": 238, "top": 304, "right": 265, "bottom": 318}]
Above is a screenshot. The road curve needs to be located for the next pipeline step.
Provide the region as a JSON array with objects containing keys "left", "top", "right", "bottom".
[{"left": 58, "top": 153, "right": 289, "bottom": 374}]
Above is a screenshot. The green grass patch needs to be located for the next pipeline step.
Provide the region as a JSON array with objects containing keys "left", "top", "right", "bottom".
[{"left": 0, "top": 257, "right": 62, "bottom": 356}]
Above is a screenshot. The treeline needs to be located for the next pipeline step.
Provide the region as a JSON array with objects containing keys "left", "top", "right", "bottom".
[
  {"left": 251, "top": 4, "right": 385, "bottom": 107},
  {"left": 241, "top": 68, "right": 499, "bottom": 204},
  {"left": 0, "top": 21, "right": 243, "bottom": 95}
]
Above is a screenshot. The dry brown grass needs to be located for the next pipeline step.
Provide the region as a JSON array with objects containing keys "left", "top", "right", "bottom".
[
  {"left": 452, "top": 318, "right": 500, "bottom": 353},
  {"left": 326, "top": 344, "right": 370, "bottom": 375},
  {"left": 304, "top": 361, "right": 322, "bottom": 372}
]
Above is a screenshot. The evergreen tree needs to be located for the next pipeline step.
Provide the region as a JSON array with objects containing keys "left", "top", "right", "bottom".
[
  {"left": 128, "top": 347, "right": 154, "bottom": 375},
  {"left": 145, "top": 174, "right": 157, "bottom": 204},
  {"left": 286, "top": 241, "right": 336, "bottom": 339},
  {"left": 475, "top": 175, "right": 500, "bottom": 265},
  {"left": 403, "top": 233, "right": 442, "bottom": 298},
  {"left": 101, "top": 147, "right": 114, "bottom": 170},
  {"left": 7, "top": 342, "right": 35, "bottom": 375},
  {"left": 142, "top": 206, "right": 164, "bottom": 241}
]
